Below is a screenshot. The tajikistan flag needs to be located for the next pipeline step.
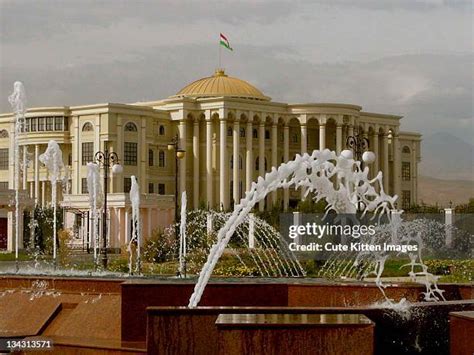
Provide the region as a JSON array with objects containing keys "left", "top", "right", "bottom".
[{"left": 220, "top": 33, "right": 233, "bottom": 51}]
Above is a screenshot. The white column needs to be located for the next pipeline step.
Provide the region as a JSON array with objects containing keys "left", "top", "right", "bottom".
[
  {"left": 178, "top": 120, "right": 187, "bottom": 199},
  {"left": 193, "top": 119, "right": 200, "bottom": 209},
  {"left": 283, "top": 124, "right": 290, "bottom": 211},
  {"left": 348, "top": 124, "right": 354, "bottom": 138},
  {"left": 232, "top": 119, "right": 240, "bottom": 204},
  {"left": 271, "top": 122, "right": 278, "bottom": 205},
  {"left": 258, "top": 122, "right": 265, "bottom": 211},
  {"left": 444, "top": 208, "right": 453, "bottom": 247},
  {"left": 300, "top": 124, "right": 307, "bottom": 154},
  {"left": 219, "top": 118, "right": 228, "bottom": 210},
  {"left": 319, "top": 123, "right": 326, "bottom": 151},
  {"left": 393, "top": 133, "right": 401, "bottom": 199},
  {"left": 245, "top": 120, "right": 253, "bottom": 192},
  {"left": 373, "top": 131, "right": 379, "bottom": 175},
  {"left": 34, "top": 144, "right": 39, "bottom": 205},
  {"left": 41, "top": 181, "right": 46, "bottom": 207},
  {"left": 336, "top": 125, "right": 342, "bottom": 154},
  {"left": 383, "top": 133, "right": 389, "bottom": 192},
  {"left": 205, "top": 115, "right": 213, "bottom": 208}
]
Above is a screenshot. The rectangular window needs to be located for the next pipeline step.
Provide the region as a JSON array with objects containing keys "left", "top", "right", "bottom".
[
  {"left": 46, "top": 117, "right": 54, "bottom": 131},
  {"left": 124, "top": 142, "right": 138, "bottom": 166},
  {"left": 31, "top": 118, "right": 37, "bottom": 132},
  {"left": 402, "top": 190, "right": 411, "bottom": 209},
  {"left": 402, "top": 162, "right": 411, "bottom": 181},
  {"left": 38, "top": 117, "right": 45, "bottom": 131},
  {"left": 158, "top": 151, "right": 165, "bottom": 167},
  {"left": 24, "top": 118, "right": 30, "bottom": 132},
  {"left": 0, "top": 181, "right": 8, "bottom": 190},
  {"left": 158, "top": 183, "right": 165, "bottom": 195},
  {"left": 82, "top": 142, "right": 93, "bottom": 165},
  {"left": 81, "top": 178, "right": 88, "bottom": 194},
  {"left": 148, "top": 149, "right": 154, "bottom": 166},
  {"left": 0, "top": 149, "right": 8, "bottom": 170},
  {"left": 54, "top": 117, "right": 63, "bottom": 131},
  {"left": 148, "top": 182, "right": 154, "bottom": 193},
  {"left": 124, "top": 177, "right": 132, "bottom": 192}
]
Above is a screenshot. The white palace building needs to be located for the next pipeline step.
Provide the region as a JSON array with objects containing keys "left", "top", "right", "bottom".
[{"left": 0, "top": 69, "right": 421, "bottom": 251}]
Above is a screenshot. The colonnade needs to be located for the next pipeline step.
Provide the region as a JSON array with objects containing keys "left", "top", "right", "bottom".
[{"left": 179, "top": 112, "right": 402, "bottom": 211}]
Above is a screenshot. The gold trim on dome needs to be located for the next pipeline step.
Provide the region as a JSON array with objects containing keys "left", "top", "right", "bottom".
[{"left": 171, "top": 69, "right": 270, "bottom": 101}]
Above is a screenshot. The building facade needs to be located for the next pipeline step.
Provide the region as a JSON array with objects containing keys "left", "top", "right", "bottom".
[{"left": 0, "top": 69, "right": 421, "bottom": 251}]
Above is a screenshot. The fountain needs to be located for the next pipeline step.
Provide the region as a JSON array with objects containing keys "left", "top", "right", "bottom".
[
  {"left": 39, "top": 140, "right": 65, "bottom": 268},
  {"left": 86, "top": 162, "right": 103, "bottom": 266},
  {"left": 178, "top": 191, "right": 187, "bottom": 277},
  {"left": 129, "top": 175, "right": 141, "bottom": 275},
  {"left": 8, "top": 82, "right": 27, "bottom": 271},
  {"left": 189, "top": 149, "right": 396, "bottom": 307},
  {"left": 162, "top": 209, "right": 304, "bottom": 278}
]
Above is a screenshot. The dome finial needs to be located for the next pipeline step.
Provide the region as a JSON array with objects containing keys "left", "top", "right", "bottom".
[{"left": 214, "top": 68, "right": 227, "bottom": 77}]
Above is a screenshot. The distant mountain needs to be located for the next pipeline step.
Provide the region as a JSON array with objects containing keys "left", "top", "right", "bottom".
[
  {"left": 418, "top": 176, "right": 474, "bottom": 206},
  {"left": 419, "top": 132, "right": 473, "bottom": 181}
]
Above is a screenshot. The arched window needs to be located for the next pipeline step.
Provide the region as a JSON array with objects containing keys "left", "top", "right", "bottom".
[
  {"left": 82, "top": 122, "right": 93, "bottom": 132},
  {"left": 125, "top": 122, "right": 138, "bottom": 132},
  {"left": 402, "top": 146, "right": 411, "bottom": 154},
  {"left": 265, "top": 130, "right": 270, "bottom": 140},
  {"left": 159, "top": 125, "right": 165, "bottom": 135},
  {"left": 148, "top": 149, "right": 154, "bottom": 166},
  {"left": 158, "top": 150, "right": 165, "bottom": 167},
  {"left": 253, "top": 129, "right": 258, "bottom": 139},
  {"left": 0, "top": 130, "right": 8, "bottom": 138},
  {"left": 227, "top": 127, "right": 233, "bottom": 137},
  {"left": 240, "top": 128, "right": 246, "bottom": 137}
]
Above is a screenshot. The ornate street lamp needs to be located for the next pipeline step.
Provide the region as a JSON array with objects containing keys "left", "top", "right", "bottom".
[
  {"left": 168, "top": 134, "right": 185, "bottom": 276},
  {"left": 344, "top": 129, "right": 376, "bottom": 213},
  {"left": 94, "top": 149, "right": 123, "bottom": 269}
]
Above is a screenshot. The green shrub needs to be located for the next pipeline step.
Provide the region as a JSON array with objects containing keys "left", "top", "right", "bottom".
[{"left": 142, "top": 229, "right": 177, "bottom": 263}]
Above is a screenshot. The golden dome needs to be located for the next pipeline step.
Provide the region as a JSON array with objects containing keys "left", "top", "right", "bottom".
[{"left": 171, "top": 69, "right": 270, "bottom": 101}]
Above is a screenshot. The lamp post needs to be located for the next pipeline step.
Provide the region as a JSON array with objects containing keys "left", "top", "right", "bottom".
[
  {"left": 344, "top": 129, "right": 376, "bottom": 212},
  {"left": 94, "top": 149, "right": 123, "bottom": 269},
  {"left": 167, "top": 134, "right": 185, "bottom": 276}
]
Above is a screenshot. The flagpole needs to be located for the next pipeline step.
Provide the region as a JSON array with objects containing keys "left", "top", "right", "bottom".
[{"left": 218, "top": 39, "right": 222, "bottom": 69}]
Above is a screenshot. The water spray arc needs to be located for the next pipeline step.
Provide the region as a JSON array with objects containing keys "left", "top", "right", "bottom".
[{"left": 189, "top": 149, "right": 395, "bottom": 307}]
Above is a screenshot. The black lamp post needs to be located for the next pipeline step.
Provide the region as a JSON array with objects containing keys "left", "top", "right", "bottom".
[
  {"left": 345, "top": 129, "right": 375, "bottom": 213},
  {"left": 167, "top": 134, "right": 186, "bottom": 276},
  {"left": 346, "top": 133, "right": 370, "bottom": 169},
  {"left": 94, "top": 149, "right": 122, "bottom": 269}
]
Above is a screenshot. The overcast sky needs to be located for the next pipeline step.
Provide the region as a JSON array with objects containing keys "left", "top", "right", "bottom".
[{"left": 0, "top": 0, "right": 472, "bottom": 143}]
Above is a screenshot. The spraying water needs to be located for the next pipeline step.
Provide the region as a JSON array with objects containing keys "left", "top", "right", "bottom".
[
  {"left": 86, "top": 162, "right": 103, "bottom": 266},
  {"left": 188, "top": 149, "right": 395, "bottom": 307},
  {"left": 39, "top": 140, "right": 64, "bottom": 267},
  {"left": 8, "top": 82, "right": 27, "bottom": 271},
  {"left": 178, "top": 191, "right": 187, "bottom": 277},
  {"left": 129, "top": 176, "right": 141, "bottom": 275}
]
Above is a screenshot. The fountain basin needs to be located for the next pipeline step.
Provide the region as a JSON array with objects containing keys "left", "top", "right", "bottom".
[
  {"left": 120, "top": 278, "right": 472, "bottom": 342},
  {"left": 0, "top": 276, "right": 472, "bottom": 354},
  {"left": 146, "top": 301, "right": 474, "bottom": 355}
]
